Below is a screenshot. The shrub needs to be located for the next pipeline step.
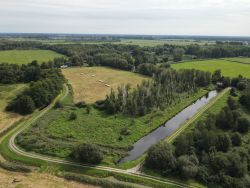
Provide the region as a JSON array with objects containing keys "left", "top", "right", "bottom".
[
  {"left": 237, "top": 82, "right": 247, "bottom": 91},
  {"left": 54, "top": 101, "right": 63, "bottom": 108},
  {"left": 71, "top": 143, "right": 103, "bottom": 164},
  {"left": 86, "top": 105, "right": 91, "bottom": 114},
  {"left": 145, "top": 142, "right": 176, "bottom": 172},
  {"left": 237, "top": 117, "right": 250, "bottom": 133},
  {"left": 75, "top": 101, "right": 86, "bottom": 108},
  {"left": 231, "top": 132, "right": 242, "bottom": 146},
  {"left": 227, "top": 96, "right": 238, "bottom": 110},
  {"left": 120, "top": 128, "right": 131, "bottom": 136},
  {"left": 6, "top": 95, "right": 35, "bottom": 115},
  {"left": 69, "top": 112, "right": 77, "bottom": 120}
]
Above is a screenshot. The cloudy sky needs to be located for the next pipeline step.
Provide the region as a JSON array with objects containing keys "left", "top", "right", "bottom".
[{"left": 0, "top": 0, "right": 249, "bottom": 36}]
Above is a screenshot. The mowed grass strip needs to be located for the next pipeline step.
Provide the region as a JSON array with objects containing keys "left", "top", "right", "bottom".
[
  {"left": 62, "top": 67, "right": 148, "bottom": 104},
  {"left": 0, "top": 50, "right": 65, "bottom": 64},
  {"left": 172, "top": 59, "right": 250, "bottom": 78},
  {"left": 0, "top": 84, "right": 26, "bottom": 132}
]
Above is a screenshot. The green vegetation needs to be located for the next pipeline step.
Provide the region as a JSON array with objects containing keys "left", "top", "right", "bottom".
[
  {"left": 5, "top": 66, "right": 64, "bottom": 115},
  {"left": 144, "top": 82, "right": 250, "bottom": 188},
  {"left": 172, "top": 59, "right": 250, "bottom": 78},
  {"left": 16, "top": 82, "right": 207, "bottom": 165},
  {"left": 0, "top": 84, "right": 26, "bottom": 132},
  {"left": 223, "top": 57, "right": 250, "bottom": 64},
  {"left": 0, "top": 50, "right": 65, "bottom": 64}
]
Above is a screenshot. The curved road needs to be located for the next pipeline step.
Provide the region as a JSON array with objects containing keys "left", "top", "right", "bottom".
[{"left": 4, "top": 85, "right": 229, "bottom": 188}]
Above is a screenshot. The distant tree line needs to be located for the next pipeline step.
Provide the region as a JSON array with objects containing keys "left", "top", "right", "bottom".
[
  {"left": 98, "top": 67, "right": 211, "bottom": 116},
  {"left": 3, "top": 62, "right": 65, "bottom": 115},
  {"left": 145, "top": 83, "right": 250, "bottom": 188},
  {"left": 185, "top": 44, "right": 250, "bottom": 59}
]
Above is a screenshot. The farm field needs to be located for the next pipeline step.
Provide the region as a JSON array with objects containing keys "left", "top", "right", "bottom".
[
  {"left": 172, "top": 59, "right": 250, "bottom": 78},
  {"left": 0, "top": 84, "right": 26, "bottom": 133},
  {"left": 223, "top": 57, "right": 250, "bottom": 64},
  {"left": 0, "top": 50, "right": 65, "bottom": 64},
  {"left": 62, "top": 67, "right": 148, "bottom": 103}
]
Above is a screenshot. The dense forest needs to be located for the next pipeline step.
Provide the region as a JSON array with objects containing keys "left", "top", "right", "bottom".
[
  {"left": 0, "top": 62, "right": 65, "bottom": 114},
  {"left": 145, "top": 80, "right": 250, "bottom": 188}
]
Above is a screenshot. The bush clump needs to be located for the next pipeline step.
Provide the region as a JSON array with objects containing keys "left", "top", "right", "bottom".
[{"left": 71, "top": 143, "right": 103, "bottom": 164}]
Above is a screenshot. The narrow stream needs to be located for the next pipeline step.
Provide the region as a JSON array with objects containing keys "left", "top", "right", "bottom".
[{"left": 120, "top": 90, "right": 218, "bottom": 163}]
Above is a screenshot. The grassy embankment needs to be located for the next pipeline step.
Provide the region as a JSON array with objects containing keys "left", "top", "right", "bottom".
[
  {"left": 172, "top": 59, "right": 250, "bottom": 78},
  {"left": 17, "top": 67, "right": 209, "bottom": 168},
  {"left": 0, "top": 50, "right": 65, "bottom": 64}
]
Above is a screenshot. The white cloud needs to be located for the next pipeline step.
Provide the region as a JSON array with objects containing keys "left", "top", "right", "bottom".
[{"left": 0, "top": 0, "right": 249, "bottom": 35}]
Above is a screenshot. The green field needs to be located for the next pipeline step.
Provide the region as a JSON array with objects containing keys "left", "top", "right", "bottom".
[
  {"left": 172, "top": 59, "right": 250, "bottom": 78},
  {"left": 0, "top": 50, "right": 65, "bottom": 64},
  {"left": 223, "top": 57, "right": 250, "bottom": 64},
  {"left": 17, "top": 68, "right": 208, "bottom": 166}
]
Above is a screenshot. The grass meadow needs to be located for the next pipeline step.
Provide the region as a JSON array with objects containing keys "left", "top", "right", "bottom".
[
  {"left": 62, "top": 67, "right": 148, "bottom": 103},
  {"left": 172, "top": 59, "right": 250, "bottom": 78},
  {"left": 223, "top": 57, "right": 250, "bottom": 64},
  {"left": 0, "top": 50, "right": 65, "bottom": 64}
]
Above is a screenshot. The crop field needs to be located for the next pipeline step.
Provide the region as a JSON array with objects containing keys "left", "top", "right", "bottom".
[
  {"left": 0, "top": 50, "right": 65, "bottom": 64},
  {"left": 0, "top": 84, "right": 26, "bottom": 133},
  {"left": 172, "top": 59, "right": 250, "bottom": 78},
  {"left": 62, "top": 67, "right": 148, "bottom": 103}
]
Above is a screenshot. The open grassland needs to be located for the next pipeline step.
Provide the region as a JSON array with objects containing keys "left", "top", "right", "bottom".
[
  {"left": 223, "top": 57, "right": 250, "bottom": 64},
  {"left": 172, "top": 59, "right": 250, "bottom": 78},
  {"left": 0, "top": 50, "right": 65, "bottom": 64},
  {"left": 17, "top": 85, "right": 207, "bottom": 166},
  {"left": 62, "top": 67, "right": 148, "bottom": 104},
  {"left": 0, "top": 84, "right": 26, "bottom": 133}
]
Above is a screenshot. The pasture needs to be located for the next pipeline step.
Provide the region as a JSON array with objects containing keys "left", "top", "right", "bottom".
[
  {"left": 223, "top": 57, "right": 250, "bottom": 64},
  {"left": 0, "top": 84, "right": 26, "bottom": 132},
  {"left": 62, "top": 67, "right": 148, "bottom": 103},
  {"left": 0, "top": 50, "right": 65, "bottom": 64},
  {"left": 172, "top": 59, "right": 250, "bottom": 78}
]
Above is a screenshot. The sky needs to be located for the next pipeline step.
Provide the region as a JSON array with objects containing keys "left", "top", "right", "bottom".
[{"left": 0, "top": 0, "right": 249, "bottom": 36}]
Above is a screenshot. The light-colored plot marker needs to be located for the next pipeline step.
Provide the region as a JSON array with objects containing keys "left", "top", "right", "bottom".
[
  {"left": 105, "top": 84, "right": 111, "bottom": 87},
  {"left": 99, "top": 80, "right": 104, "bottom": 83}
]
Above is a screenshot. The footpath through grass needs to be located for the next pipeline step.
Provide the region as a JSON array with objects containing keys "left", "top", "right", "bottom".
[{"left": 0, "top": 50, "right": 65, "bottom": 64}]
